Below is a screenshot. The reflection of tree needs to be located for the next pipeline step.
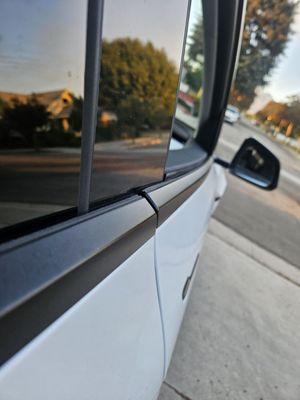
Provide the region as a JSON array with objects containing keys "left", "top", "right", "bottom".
[
  {"left": 98, "top": 38, "right": 178, "bottom": 139},
  {"left": 0, "top": 96, "right": 49, "bottom": 150},
  {"left": 0, "top": 92, "right": 82, "bottom": 149},
  {"left": 69, "top": 96, "right": 83, "bottom": 132},
  {"left": 231, "top": 0, "right": 297, "bottom": 110},
  {"left": 185, "top": 15, "right": 204, "bottom": 94}
]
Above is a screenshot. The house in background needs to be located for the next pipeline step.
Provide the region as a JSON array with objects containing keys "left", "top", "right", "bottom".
[{"left": 0, "top": 89, "right": 74, "bottom": 132}]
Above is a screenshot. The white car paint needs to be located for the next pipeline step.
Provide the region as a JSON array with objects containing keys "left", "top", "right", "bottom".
[
  {"left": 0, "top": 239, "right": 164, "bottom": 400},
  {"left": 0, "top": 137, "right": 234, "bottom": 397},
  {"left": 211, "top": 163, "right": 228, "bottom": 214},
  {"left": 0, "top": 163, "right": 227, "bottom": 400},
  {"left": 154, "top": 165, "right": 225, "bottom": 371}
]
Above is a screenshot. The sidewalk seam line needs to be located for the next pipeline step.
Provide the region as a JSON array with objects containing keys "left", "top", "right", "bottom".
[
  {"left": 207, "top": 231, "right": 300, "bottom": 288},
  {"left": 213, "top": 218, "right": 299, "bottom": 269},
  {"left": 164, "top": 381, "right": 193, "bottom": 400}
]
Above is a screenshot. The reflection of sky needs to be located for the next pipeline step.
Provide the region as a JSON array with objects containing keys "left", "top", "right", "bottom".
[
  {"left": 0, "top": 0, "right": 190, "bottom": 96},
  {"left": 0, "top": 0, "right": 87, "bottom": 95},
  {"left": 264, "top": 7, "right": 300, "bottom": 102},
  {"left": 102, "top": 0, "right": 189, "bottom": 68},
  {"left": 189, "top": 0, "right": 202, "bottom": 30},
  {"left": 184, "top": 0, "right": 202, "bottom": 61}
]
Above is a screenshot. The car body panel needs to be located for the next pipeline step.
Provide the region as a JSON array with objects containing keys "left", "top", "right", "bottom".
[
  {"left": 150, "top": 163, "right": 226, "bottom": 371},
  {"left": 0, "top": 239, "right": 164, "bottom": 400}
]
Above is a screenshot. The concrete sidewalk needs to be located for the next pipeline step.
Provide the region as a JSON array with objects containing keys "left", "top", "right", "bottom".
[{"left": 158, "top": 219, "right": 300, "bottom": 400}]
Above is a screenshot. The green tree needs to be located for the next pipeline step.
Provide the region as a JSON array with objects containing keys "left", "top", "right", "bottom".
[
  {"left": 232, "top": 0, "right": 297, "bottom": 110},
  {"left": 99, "top": 38, "right": 178, "bottom": 131},
  {"left": 187, "top": 15, "right": 204, "bottom": 62}
]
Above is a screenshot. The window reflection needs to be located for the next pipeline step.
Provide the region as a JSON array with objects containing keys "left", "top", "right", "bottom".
[
  {"left": 0, "top": 0, "right": 87, "bottom": 228},
  {"left": 91, "top": 0, "right": 189, "bottom": 202},
  {"left": 175, "top": 0, "right": 204, "bottom": 132}
]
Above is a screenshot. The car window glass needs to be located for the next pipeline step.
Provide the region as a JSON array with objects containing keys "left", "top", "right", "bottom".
[
  {"left": 175, "top": 0, "right": 204, "bottom": 133},
  {"left": 90, "top": 0, "right": 189, "bottom": 203},
  {"left": 0, "top": 0, "right": 87, "bottom": 228}
]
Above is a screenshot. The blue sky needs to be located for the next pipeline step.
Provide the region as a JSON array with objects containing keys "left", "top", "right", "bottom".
[
  {"left": 102, "top": 0, "right": 188, "bottom": 67},
  {"left": 0, "top": 0, "right": 189, "bottom": 96},
  {"left": 1, "top": 0, "right": 295, "bottom": 103},
  {"left": 264, "top": 6, "right": 300, "bottom": 102},
  {"left": 0, "top": 0, "right": 87, "bottom": 95}
]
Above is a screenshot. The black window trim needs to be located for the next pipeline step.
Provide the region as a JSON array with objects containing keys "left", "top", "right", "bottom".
[
  {"left": 165, "top": 0, "right": 245, "bottom": 178},
  {"left": 0, "top": 0, "right": 104, "bottom": 243},
  {"left": 78, "top": 0, "right": 104, "bottom": 215},
  {"left": 0, "top": 0, "right": 105, "bottom": 243},
  {"left": 196, "top": 0, "right": 245, "bottom": 154},
  {"left": 0, "top": 0, "right": 214, "bottom": 241},
  {"left": 144, "top": 157, "right": 213, "bottom": 226},
  {"left": 0, "top": 0, "right": 246, "bottom": 244},
  {"left": 165, "top": 0, "right": 218, "bottom": 178},
  {"left": 0, "top": 194, "right": 156, "bottom": 367}
]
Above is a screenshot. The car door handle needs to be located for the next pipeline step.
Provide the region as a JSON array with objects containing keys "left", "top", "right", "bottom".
[{"left": 182, "top": 253, "right": 199, "bottom": 300}]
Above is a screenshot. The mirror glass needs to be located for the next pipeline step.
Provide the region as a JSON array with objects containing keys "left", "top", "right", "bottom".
[{"left": 230, "top": 138, "right": 280, "bottom": 189}]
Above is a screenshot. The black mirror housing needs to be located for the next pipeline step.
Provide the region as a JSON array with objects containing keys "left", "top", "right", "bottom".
[{"left": 229, "top": 138, "right": 280, "bottom": 190}]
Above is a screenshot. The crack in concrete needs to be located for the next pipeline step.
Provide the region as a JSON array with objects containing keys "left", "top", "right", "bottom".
[{"left": 164, "top": 382, "right": 193, "bottom": 400}]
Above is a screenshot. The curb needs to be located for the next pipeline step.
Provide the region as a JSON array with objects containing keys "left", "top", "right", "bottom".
[{"left": 208, "top": 218, "right": 300, "bottom": 287}]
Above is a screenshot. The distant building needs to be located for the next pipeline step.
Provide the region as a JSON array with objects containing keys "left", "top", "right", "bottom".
[{"left": 248, "top": 89, "right": 272, "bottom": 115}]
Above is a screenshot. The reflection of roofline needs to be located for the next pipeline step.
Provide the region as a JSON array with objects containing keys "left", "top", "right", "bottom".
[
  {"left": 52, "top": 106, "right": 73, "bottom": 119},
  {"left": 0, "top": 89, "right": 75, "bottom": 121},
  {"left": 0, "top": 88, "right": 69, "bottom": 96},
  {"left": 0, "top": 89, "right": 72, "bottom": 105}
]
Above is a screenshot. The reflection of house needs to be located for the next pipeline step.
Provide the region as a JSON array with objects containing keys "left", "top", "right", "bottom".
[
  {"left": 0, "top": 89, "right": 74, "bottom": 131},
  {"left": 36, "top": 90, "right": 74, "bottom": 131}
]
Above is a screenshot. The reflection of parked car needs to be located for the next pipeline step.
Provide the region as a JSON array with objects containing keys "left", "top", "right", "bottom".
[{"left": 225, "top": 105, "right": 240, "bottom": 124}]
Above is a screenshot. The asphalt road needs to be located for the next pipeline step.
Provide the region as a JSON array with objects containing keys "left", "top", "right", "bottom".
[{"left": 214, "top": 121, "right": 300, "bottom": 268}]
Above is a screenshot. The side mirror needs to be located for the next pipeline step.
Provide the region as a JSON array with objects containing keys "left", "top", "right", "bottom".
[{"left": 229, "top": 138, "right": 280, "bottom": 190}]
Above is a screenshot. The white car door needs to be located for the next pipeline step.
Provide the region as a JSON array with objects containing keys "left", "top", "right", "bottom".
[
  {"left": 148, "top": 162, "right": 225, "bottom": 369},
  {"left": 144, "top": 0, "right": 243, "bottom": 372},
  {"left": 0, "top": 199, "right": 165, "bottom": 400}
]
